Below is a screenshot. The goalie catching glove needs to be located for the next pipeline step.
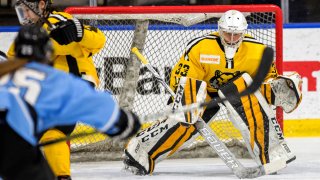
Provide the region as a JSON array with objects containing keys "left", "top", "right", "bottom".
[
  {"left": 106, "top": 109, "right": 141, "bottom": 140},
  {"left": 50, "top": 18, "right": 84, "bottom": 45},
  {"left": 269, "top": 72, "right": 302, "bottom": 113}
]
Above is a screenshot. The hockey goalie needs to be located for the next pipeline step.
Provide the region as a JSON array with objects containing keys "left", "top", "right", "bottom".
[{"left": 123, "top": 10, "right": 303, "bottom": 177}]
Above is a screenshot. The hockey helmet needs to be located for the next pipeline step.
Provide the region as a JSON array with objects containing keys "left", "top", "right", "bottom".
[
  {"left": 14, "top": 25, "right": 53, "bottom": 63},
  {"left": 15, "top": 0, "right": 52, "bottom": 25},
  {"left": 218, "top": 10, "right": 248, "bottom": 59}
]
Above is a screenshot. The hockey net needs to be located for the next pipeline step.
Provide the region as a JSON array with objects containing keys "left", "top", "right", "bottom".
[{"left": 65, "top": 5, "right": 283, "bottom": 162}]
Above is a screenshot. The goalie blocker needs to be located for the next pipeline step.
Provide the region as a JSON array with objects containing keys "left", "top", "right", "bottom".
[{"left": 123, "top": 73, "right": 301, "bottom": 176}]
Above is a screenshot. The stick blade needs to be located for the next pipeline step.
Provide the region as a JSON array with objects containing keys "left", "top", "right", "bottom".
[{"left": 235, "top": 165, "right": 265, "bottom": 179}]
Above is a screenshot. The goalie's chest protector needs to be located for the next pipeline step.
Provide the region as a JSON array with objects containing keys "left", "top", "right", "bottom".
[{"left": 195, "top": 35, "right": 265, "bottom": 93}]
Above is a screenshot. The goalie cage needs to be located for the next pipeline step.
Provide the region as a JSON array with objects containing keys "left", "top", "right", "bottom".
[{"left": 65, "top": 5, "right": 284, "bottom": 162}]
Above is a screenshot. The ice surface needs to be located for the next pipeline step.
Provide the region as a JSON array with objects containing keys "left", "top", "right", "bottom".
[{"left": 71, "top": 138, "right": 320, "bottom": 180}]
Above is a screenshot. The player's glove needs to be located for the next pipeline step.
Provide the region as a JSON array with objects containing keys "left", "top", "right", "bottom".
[
  {"left": 105, "top": 109, "right": 141, "bottom": 140},
  {"left": 50, "top": 18, "right": 84, "bottom": 45}
]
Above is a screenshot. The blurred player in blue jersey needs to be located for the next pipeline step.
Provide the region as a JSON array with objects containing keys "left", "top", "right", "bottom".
[{"left": 0, "top": 25, "right": 141, "bottom": 180}]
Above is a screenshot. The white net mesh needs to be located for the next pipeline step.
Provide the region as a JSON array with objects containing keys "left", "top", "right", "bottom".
[{"left": 66, "top": 6, "right": 282, "bottom": 162}]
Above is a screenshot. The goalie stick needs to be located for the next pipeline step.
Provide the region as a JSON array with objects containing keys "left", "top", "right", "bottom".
[{"left": 132, "top": 47, "right": 277, "bottom": 178}]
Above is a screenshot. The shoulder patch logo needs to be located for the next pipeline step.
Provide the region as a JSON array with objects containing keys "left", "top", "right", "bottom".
[{"left": 200, "top": 54, "right": 220, "bottom": 64}]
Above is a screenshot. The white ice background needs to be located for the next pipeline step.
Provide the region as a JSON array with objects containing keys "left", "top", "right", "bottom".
[{"left": 71, "top": 138, "right": 320, "bottom": 180}]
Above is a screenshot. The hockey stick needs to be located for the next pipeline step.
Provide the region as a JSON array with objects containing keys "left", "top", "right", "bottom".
[
  {"left": 38, "top": 131, "right": 99, "bottom": 147},
  {"left": 38, "top": 46, "right": 273, "bottom": 152},
  {"left": 132, "top": 47, "right": 275, "bottom": 178}
]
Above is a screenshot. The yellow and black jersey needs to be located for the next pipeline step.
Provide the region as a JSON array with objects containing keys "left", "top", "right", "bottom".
[
  {"left": 7, "top": 11, "right": 106, "bottom": 86},
  {"left": 169, "top": 32, "right": 278, "bottom": 94}
]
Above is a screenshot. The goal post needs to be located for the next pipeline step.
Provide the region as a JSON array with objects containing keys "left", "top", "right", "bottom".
[{"left": 65, "top": 4, "right": 284, "bottom": 161}]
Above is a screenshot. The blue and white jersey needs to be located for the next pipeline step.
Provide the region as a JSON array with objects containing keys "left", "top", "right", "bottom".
[{"left": 0, "top": 62, "right": 120, "bottom": 146}]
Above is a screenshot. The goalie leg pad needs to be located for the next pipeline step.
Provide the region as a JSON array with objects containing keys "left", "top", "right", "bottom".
[
  {"left": 260, "top": 82, "right": 275, "bottom": 105},
  {"left": 124, "top": 77, "right": 207, "bottom": 175},
  {"left": 218, "top": 73, "right": 295, "bottom": 168},
  {"left": 170, "top": 76, "right": 207, "bottom": 124},
  {"left": 218, "top": 73, "right": 271, "bottom": 165},
  {"left": 124, "top": 118, "right": 197, "bottom": 174}
]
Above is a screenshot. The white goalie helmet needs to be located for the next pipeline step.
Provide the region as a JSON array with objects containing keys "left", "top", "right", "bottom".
[{"left": 218, "top": 10, "right": 248, "bottom": 59}]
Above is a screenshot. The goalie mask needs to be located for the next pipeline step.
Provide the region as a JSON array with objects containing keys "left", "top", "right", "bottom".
[
  {"left": 15, "top": 0, "right": 52, "bottom": 25},
  {"left": 218, "top": 10, "right": 248, "bottom": 59},
  {"left": 14, "top": 25, "right": 53, "bottom": 63}
]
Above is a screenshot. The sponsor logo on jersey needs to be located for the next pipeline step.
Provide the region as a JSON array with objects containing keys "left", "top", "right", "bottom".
[{"left": 200, "top": 54, "right": 220, "bottom": 64}]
